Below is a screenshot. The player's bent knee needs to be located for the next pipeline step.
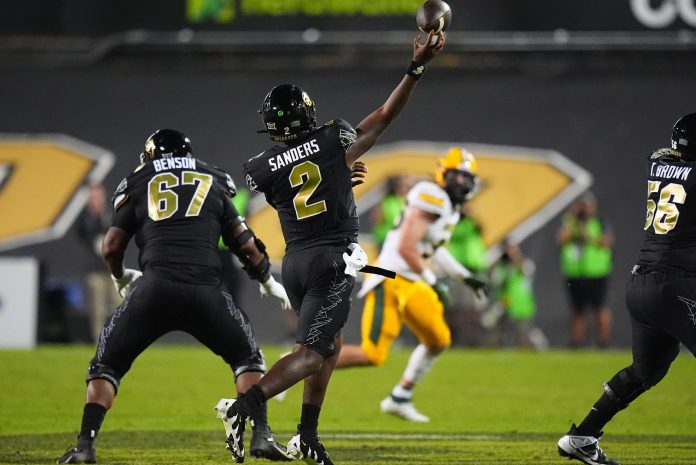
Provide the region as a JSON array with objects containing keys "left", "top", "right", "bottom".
[
  {"left": 425, "top": 344, "right": 449, "bottom": 356},
  {"left": 232, "top": 352, "right": 267, "bottom": 379},
  {"left": 86, "top": 362, "right": 122, "bottom": 394},
  {"left": 603, "top": 365, "right": 647, "bottom": 410},
  {"left": 365, "top": 350, "right": 388, "bottom": 366}
]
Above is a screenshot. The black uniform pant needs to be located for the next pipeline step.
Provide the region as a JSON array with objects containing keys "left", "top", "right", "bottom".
[
  {"left": 87, "top": 274, "right": 265, "bottom": 391},
  {"left": 625, "top": 269, "right": 696, "bottom": 386},
  {"left": 282, "top": 244, "right": 355, "bottom": 359}
]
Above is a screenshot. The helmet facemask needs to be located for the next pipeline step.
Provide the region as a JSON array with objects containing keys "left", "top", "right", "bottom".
[{"left": 444, "top": 169, "right": 478, "bottom": 204}]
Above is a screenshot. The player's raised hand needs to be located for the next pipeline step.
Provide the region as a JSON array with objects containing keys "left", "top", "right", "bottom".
[
  {"left": 413, "top": 31, "right": 445, "bottom": 65},
  {"left": 351, "top": 161, "right": 368, "bottom": 187}
]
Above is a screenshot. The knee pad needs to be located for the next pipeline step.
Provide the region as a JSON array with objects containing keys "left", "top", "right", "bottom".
[
  {"left": 86, "top": 362, "right": 122, "bottom": 394},
  {"left": 232, "top": 351, "right": 267, "bottom": 379},
  {"left": 603, "top": 366, "right": 647, "bottom": 410}
]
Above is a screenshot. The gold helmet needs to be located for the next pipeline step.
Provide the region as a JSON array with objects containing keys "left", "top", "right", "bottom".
[{"left": 435, "top": 147, "right": 479, "bottom": 203}]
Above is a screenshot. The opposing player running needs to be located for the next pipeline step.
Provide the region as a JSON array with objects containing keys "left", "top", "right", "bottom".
[
  {"left": 216, "top": 31, "right": 445, "bottom": 465},
  {"left": 336, "top": 147, "right": 487, "bottom": 422},
  {"left": 558, "top": 113, "right": 696, "bottom": 465},
  {"left": 57, "top": 129, "right": 292, "bottom": 464}
]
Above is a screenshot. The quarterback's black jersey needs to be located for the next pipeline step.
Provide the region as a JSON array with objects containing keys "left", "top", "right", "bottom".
[
  {"left": 111, "top": 157, "right": 240, "bottom": 285},
  {"left": 637, "top": 148, "right": 696, "bottom": 273},
  {"left": 244, "top": 119, "right": 359, "bottom": 252}
]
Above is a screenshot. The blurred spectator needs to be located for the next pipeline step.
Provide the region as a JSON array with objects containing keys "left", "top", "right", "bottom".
[
  {"left": 443, "top": 203, "right": 489, "bottom": 346},
  {"left": 372, "top": 174, "right": 413, "bottom": 249},
  {"left": 558, "top": 192, "right": 614, "bottom": 348},
  {"left": 76, "top": 183, "right": 120, "bottom": 341},
  {"left": 482, "top": 239, "right": 546, "bottom": 349}
]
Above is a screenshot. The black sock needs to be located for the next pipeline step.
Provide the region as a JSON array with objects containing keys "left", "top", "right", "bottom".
[
  {"left": 252, "top": 395, "right": 269, "bottom": 431},
  {"left": 79, "top": 403, "right": 107, "bottom": 442},
  {"left": 298, "top": 403, "right": 321, "bottom": 437},
  {"left": 576, "top": 392, "right": 620, "bottom": 437},
  {"left": 238, "top": 385, "right": 267, "bottom": 426}
]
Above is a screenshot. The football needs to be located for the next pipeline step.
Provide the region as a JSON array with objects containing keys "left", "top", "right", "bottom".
[{"left": 416, "top": 0, "right": 452, "bottom": 34}]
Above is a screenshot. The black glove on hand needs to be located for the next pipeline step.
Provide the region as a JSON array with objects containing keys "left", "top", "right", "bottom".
[
  {"left": 432, "top": 279, "right": 451, "bottom": 307},
  {"left": 463, "top": 273, "right": 489, "bottom": 298}
]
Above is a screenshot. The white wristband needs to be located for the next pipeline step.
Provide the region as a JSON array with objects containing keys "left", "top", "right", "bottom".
[{"left": 420, "top": 268, "right": 437, "bottom": 286}]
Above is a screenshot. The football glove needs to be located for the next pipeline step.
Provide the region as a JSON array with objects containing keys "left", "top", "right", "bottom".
[
  {"left": 343, "top": 243, "right": 368, "bottom": 277},
  {"left": 111, "top": 268, "right": 142, "bottom": 298},
  {"left": 260, "top": 275, "right": 292, "bottom": 311},
  {"left": 463, "top": 273, "right": 489, "bottom": 298},
  {"left": 432, "top": 279, "right": 451, "bottom": 307}
]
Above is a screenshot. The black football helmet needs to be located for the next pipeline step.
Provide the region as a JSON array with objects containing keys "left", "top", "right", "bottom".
[
  {"left": 140, "top": 129, "right": 193, "bottom": 164},
  {"left": 672, "top": 113, "right": 696, "bottom": 157},
  {"left": 259, "top": 84, "right": 317, "bottom": 142}
]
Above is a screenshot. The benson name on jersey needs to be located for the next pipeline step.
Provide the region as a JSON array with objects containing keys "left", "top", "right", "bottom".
[
  {"left": 153, "top": 157, "right": 197, "bottom": 172},
  {"left": 268, "top": 139, "right": 321, "bottom": 171}
]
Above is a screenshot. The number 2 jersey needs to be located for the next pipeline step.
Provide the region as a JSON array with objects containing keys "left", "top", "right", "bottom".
[
  {"left": 111, "top": 156, "right": 240, "bottom": 285},
  {"left": 637, "top": 148, "right": 696, "bottom": 273},
  {"left": 243, "top": 119, "right": 359, "bottom": 253}
]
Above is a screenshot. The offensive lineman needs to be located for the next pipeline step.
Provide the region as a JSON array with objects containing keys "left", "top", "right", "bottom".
[
  {"left": 57, "top": 129, "right": 292, "bottom": 464},
  {"left": 216, "top": 32, "right": 445, "bottom": 465},
  {"left": 557, "top": 113, "right": 696, "bottom": 465},
  {"left": 336, "top": 147, "right": 487, "bottom": 422}
]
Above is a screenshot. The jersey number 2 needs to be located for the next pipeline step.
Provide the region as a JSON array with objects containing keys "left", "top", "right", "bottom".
[
  {"left": 644, "top": 181, "right": 686, "bottom": 234},
  {"left": 289, "top": 161, "right": 327, "bottom": 220},
  {"left": 148, "top": 171, "right": 213, "bottom": 221}
]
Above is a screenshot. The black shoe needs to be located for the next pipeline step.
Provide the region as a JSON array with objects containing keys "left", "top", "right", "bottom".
[
  {"left": 557, "top": 424, "right": 620, "bottom": 465},
  {"left": 250, "top": 426, "right": 293, "bottom": 461},
  {"left": 56, "top": 439, "right": 97, "bottom": 464},
  {"left": 287, "top": 433, "right": 333, "bottom": 465}
]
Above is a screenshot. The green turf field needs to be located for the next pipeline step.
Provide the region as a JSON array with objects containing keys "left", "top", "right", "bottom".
[{"left": 1, "top": 345, "right": 695, "bottom": 464}]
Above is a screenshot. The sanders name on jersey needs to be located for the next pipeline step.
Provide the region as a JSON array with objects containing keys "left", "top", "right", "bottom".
[{"left": 268, "top": 139, "right": 320, "bottom": 171}]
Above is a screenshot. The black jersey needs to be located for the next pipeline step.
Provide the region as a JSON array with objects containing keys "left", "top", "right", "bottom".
[
  {"left": 244, "top": 119, "right": 359, "bottom": 252},
  {"left": 637, "top": 148, "right": 696, "bottom": 273},
  {"left": 111, "top": 156, "right": 240, "bottom": 285}
]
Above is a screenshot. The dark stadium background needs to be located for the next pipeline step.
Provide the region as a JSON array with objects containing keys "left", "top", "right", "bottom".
[{"left": 1, "top": 0, "right": 695, "bottom": 348}]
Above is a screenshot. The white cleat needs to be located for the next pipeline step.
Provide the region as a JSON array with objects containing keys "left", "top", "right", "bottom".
[
  {"left": 380, "top": 396, "right": 430, "bottom": 423},
  {"left": 214, "top": 398, "right": 247, "bottom": 463},
  {"left": 557, "top": 425, "right": 620, "bottom": 465}
]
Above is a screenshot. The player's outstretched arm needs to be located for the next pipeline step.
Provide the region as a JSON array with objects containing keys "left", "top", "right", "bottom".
[{"left": 345, "top": 31, "right": 445, "bottom": 166}]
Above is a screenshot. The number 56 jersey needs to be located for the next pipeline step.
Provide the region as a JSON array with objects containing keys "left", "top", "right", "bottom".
[
  {"left": 244, "top": 119, "right": 359, "bottom": 253},
  {"left": 637, "top": 148, "right": 696, "bottom": 273}
]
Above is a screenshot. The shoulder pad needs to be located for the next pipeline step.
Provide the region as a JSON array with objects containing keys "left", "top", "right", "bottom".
[
  {"left": 407, "top": 181, "right": 449, "bottom": 215},
  {"left": 650, "top": 148, "right": 683, "bottom": 160},
  {"left": 112, "top": 177, "right": 129, "bottom": 210},
  {"left": 324, "top": 118, "right": 357, "bottom": 151}
]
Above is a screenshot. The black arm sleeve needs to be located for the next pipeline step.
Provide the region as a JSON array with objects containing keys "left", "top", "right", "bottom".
[
  {"left": 220, "top": 196, "right": 270, "bottom": 282},
  {"left": 112, "top": 198, "right": 137, "bottom": 234}
]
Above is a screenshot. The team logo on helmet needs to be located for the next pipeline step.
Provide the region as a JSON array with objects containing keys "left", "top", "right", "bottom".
[
  {"left": 302, "top": 92, "right": 314, "bottom": 107},
  {"left": 144, "top": 138, "right": 157, "bottom": 159}
]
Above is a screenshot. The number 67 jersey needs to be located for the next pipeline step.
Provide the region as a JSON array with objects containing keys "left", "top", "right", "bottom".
[
  {"left": 111, "top": 156, "right": 239, "bottom": 285},
  {"left": 637, "top": 148, "right": 696, "bottom": 273},
  {"left": 244, "top": 119, "right": 359, "bottom": 253}
]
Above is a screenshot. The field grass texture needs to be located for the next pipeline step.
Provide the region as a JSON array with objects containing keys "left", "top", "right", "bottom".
[{"left": 1, "top": 345, "right": 695, "bottom": 464}]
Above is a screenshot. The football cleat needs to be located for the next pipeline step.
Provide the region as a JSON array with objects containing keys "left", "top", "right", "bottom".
[
  {"left": 250, "top": 426, "right": 293, "bottom": 461},
  {"left": 287, "top": 433, "right": 334, "bottom": 465},
  {"left": 215, "top": 398, "right": 248, "bottom": 463},
  {"left": 557, "top": 424, "right": 620, "bottom": 465},
  {"left": 56, "top": 439, "right": 97, "bottom": 464},
  {"left": 380, "top": 396, "right": 430, "bottom": 423}
]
